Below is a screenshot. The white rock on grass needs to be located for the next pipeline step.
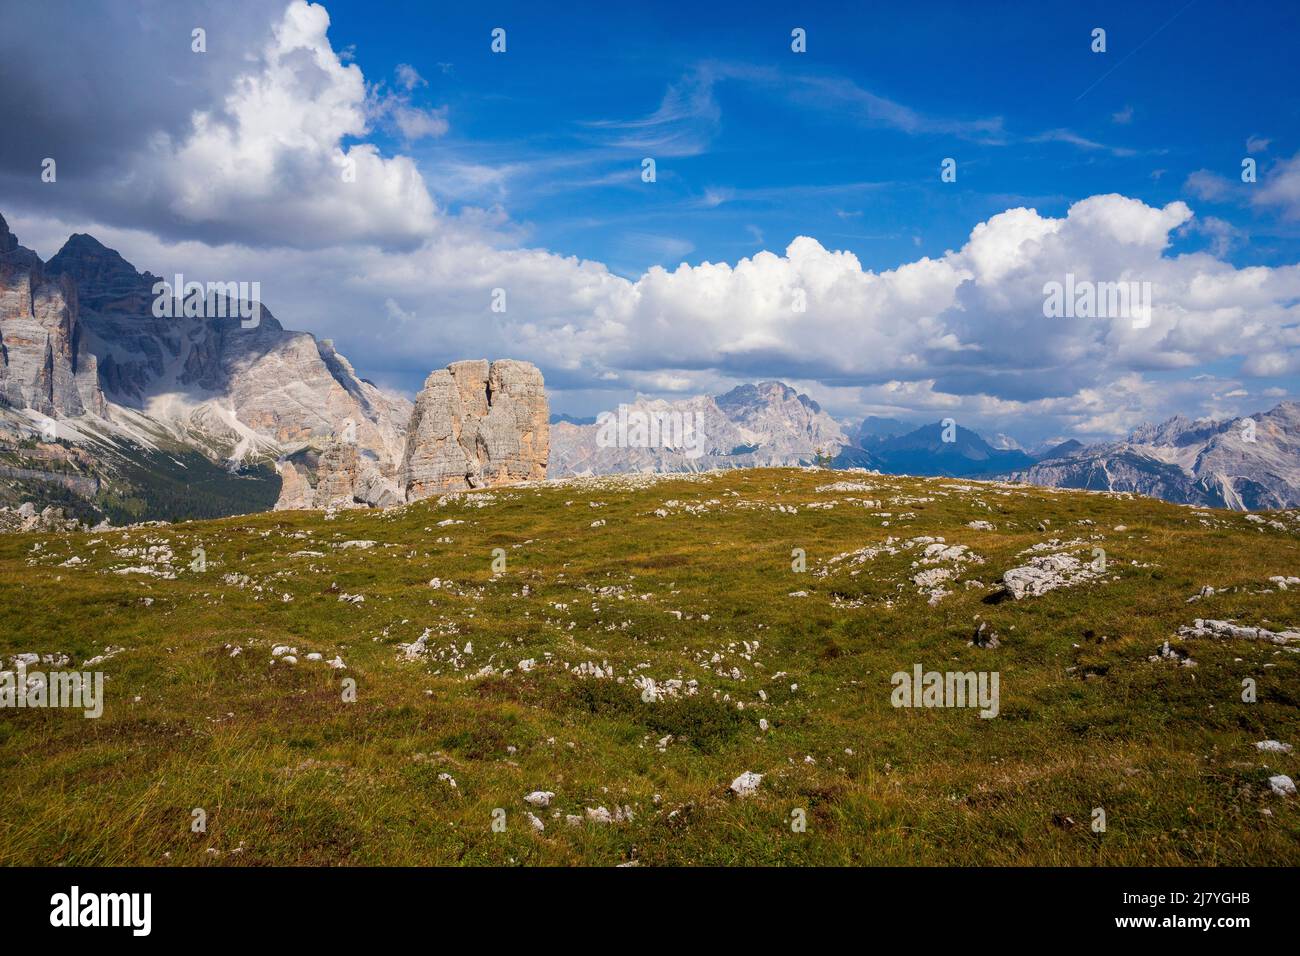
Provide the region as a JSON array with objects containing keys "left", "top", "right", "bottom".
[
  {"left": 1179, "top": 619, "right": 1300, "bottom": 645},
  {"left": 524, "top": 791, "right": 554, "bottom": 807},
  {"left": 82, "top": 646, "right": 124, "bottom": 667},
  {"left": 815, "top": 481, "right": 875, "bottom": 493},
  {"left": 1268, "top": 774, "right": 1296, "bottom": 797},
  {"left": 585, "top": 806, "right": 612, "bottom": 824},
  {"left": 1256, "top": 740, "right": 1294, "bottom": 754},
  {"left": 398, "top": 631, "right": 430, "bottom": 660},
  {"left": 1000, "top": 553, "right": 1099, "bottom": 600},
  {"left": 730, "top": 771, "right": 763, "bottom": 797},
  {"left": 526, "top": 812, "right": 545, "bottom": 833}
]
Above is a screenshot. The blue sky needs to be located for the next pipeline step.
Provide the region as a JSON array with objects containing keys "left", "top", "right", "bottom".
[
  {"left": 1, "top": 0, "right": 1297, "bottom": 444},
  {"left": 330, "top": 0, "right": 1300, "bottom": 275}
]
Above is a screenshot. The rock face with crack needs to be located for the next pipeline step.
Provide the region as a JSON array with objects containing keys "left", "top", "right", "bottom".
[
  {"left": 402, "top": 359, "right": 549, "bottom": 499},
  {"left": 273, "top": 459, "right": 315, "bottom": 510}
]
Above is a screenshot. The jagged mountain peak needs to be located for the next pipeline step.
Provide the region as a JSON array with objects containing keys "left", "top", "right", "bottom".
[
  {"left": 848, "top": 416, "right": 912, "bottom": 446},
  {"left": 46, "top": 231, "right": 151, "bottom": 290},
  {"left": 1037, "top": 438, "right": 1083, "bottom": 460},
  {"left": 1127, "top": 413, "right": 1223, "bottom": 448},
  {"left": 716, "top": 380, "right": 830, "bottom": 422},
  {"left": 0, "top": 212, "right": 16, "bottom": 254},
  {"left": 1262, "top": 400, "right": 1300, "bottom": 419},
  {"left": 718, "top": 380, "right": 806, "bottom": 408},
  {"left": 885, "top": 420, "right": 988, "bottom": 451},
  {"left": 55, "top": 231, "right": 111, "bottom": 254}
]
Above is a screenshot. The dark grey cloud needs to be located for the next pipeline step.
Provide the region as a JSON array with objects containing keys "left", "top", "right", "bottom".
[{"left": 0, "top": 0, "right": 282, "bottom": 237}]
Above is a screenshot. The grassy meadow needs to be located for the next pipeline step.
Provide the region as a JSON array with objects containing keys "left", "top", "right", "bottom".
[{"left": 0, "top": 467, "right": 1297, "bottom": 866}]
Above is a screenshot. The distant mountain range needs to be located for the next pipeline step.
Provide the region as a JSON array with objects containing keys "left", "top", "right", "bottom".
[
  {"left": 548, "top": 382, "right": 848, "bottom": 476},
  {"left": 551, "top": 386, "right": 1035, "bottom": 479},
  {"left": 846, "top": 419, "right": 1036, "bottom": 477},
  {"left": 550, "top": 381, "right": 1300, "bottom": 510},
  {"left": 1013, "top": 402, "right": 1300, "bottom": 510}
]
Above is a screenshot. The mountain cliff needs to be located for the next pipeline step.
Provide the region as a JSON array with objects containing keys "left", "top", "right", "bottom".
[
  {"left": 0, "top": 213, "right": 547, "bottom": 521},
  {"left": 1012, "top": 402, "right": 1300, "bottom": 510}
]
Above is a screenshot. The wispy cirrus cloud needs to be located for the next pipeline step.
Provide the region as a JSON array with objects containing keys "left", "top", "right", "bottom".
[
  {"left": 618, "top": 61, "right": 1139, "bottom": 160},
  {"left": 579, "top": 68, "right": 721, "bottom": 157},
  {"left": 1028, "top": 128, "right": 1138, "bottom": 157},
  {"left": 699, "top": 61, "right": 1007, "bottom": 143}
]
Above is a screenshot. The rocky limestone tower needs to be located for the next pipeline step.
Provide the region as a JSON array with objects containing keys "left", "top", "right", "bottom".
[{"left": 402, "top": 359, "right": 549, "bottom": 499}]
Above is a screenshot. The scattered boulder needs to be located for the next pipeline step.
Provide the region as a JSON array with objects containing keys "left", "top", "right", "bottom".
[
  {"left": 1178, "top": 619, "right": 1299, "bottom": 645},
  {"left": 999, "top": 553, "right": 1100, "bottom": 600},
  {"left": 1150, "top": 640, "right": 1195, "bottom": 667},
  {"left": 970, "top": 621, "right": 1001, "bottom": 649},
  {"left": 729, "top": 771, "right": 763, "bottom": 797},
  {"left": 1256, "top": 740, "right": 1294, "bottom": 754}
]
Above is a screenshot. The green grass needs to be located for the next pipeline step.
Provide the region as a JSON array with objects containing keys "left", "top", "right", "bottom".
[{"left": 0, "top": 468, "right": 1297, "bottom": 865}]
